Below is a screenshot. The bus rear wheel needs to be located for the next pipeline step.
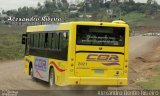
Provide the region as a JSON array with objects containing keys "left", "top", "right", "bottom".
[
  {"left": 49, "top": 68, "right": 55, "bottom": 87},
  {"left": 30, "top": 67, "right": 35, "bottom": 80}
]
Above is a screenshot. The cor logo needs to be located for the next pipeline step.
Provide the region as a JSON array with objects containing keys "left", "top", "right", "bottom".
[{"left": 86, "top": 54, "right": 120, "bottom": 66}]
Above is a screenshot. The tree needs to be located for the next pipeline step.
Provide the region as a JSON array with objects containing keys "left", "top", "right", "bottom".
[
  {"left": 146, "top": 0, "right": 158, "bottom": 16},
  {"left": 61, "top": 0, "right": 69, "bottom": 10},
  {"left": 135, "top": 3, "right": 146, "bottom": 13},
  {"left": 110, "top": 0, "right": 121, "bottom": 17},
  {"left": 44, "top": 0, "right": 57, "bottom": 14},
  {"left": 119, "top": 0, "right": 136, "bottom": 14}
]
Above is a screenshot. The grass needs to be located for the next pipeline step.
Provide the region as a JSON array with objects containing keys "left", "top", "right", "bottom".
[
  {"left": 140, "top": 15, "right": 160, "bottom": 27},
  {"left": 139, "top": 64, "right": 160, "bottom": 90},
  {"left": 139, "top": 76, "right": 160, "bottom": 90},
  {"left": 0, "top": 25, "right": 26, "bottom": 61},
  {"left": 121, "top": 12, "right": 160, "bottom": 27},
  {"left": 121, "top": 12, "right": 145, "bottom": 25}
]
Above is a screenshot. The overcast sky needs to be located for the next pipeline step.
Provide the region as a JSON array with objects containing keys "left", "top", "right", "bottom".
[{"left": 0, "top": 0, "right": 159, "bottom": 10}]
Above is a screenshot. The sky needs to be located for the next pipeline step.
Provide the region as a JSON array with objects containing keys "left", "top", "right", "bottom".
[{"left": 0, "top": 0, "right": 159, "bottom": 10}]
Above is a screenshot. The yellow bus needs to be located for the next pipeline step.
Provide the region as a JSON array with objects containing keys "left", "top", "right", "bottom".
[{"left": 22, "top": 20, "right": 129, "bottom": 87}]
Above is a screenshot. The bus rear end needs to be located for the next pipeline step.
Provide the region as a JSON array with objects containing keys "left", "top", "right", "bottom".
[{"left": 68, "top": 21, "right": 129, "bottom": 86}]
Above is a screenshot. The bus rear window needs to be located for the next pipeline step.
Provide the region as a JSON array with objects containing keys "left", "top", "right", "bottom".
[{"left": 76, "top": 25, "right": 125, "bottom": 46}]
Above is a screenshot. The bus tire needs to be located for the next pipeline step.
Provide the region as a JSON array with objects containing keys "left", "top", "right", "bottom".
[
  {"left": 49, "top": 68, "right": 55, "bottom": 87},
  {"left": 30, "top": 66, "right": 36, "bottom": 81},
  {"left": 30, "top": 67, "right": 35, "bottom": 80}
]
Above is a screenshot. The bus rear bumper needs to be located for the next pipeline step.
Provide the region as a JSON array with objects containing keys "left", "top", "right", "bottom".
[{"left": 67, "top": 77, "right": 128, "bottom": 86}]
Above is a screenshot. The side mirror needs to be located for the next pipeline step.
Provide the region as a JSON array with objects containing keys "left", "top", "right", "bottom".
[{"left": 22, "top": 34, "right": 26, "bottom": 44}]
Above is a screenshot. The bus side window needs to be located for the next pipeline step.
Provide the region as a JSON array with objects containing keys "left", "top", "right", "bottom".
[
  {"left": 39, "top": 33, "right": 43, "bottom": 48},
  {"left": 58, "top": 31, "right": 69, "bottom": 60},
  {"left": 44, "top": 33, "right": 48, "bottom": 48},
  {"left": 27, "top": 33, "right": 31, "bottom": 46},
  {"left": 40, "top": 33, "right": 45, "bottom": 48},
  {"left": 34, "top": 33, "right": 37, "bottom": 48},
  {"left": 48, "top": 33, "right": 52, "bottom": 49},
  {"left": 51, "top": 32, "right": 59, "bottom": 50},
  {"left": 39, "top": 33, "right": 42, "bottom": 48},
  {"left": 51, "top": 33, "right": 55, "bottom": 49},
  {"left": 36, "top": 33, "right": 39, "bottom": 48},
  {"left": 30, "top": 33, "right": 34, "bottom": 48},
  {"left": 59, "top": 32, "right": 69, "bottom": 50},
  {"left": 55, "top": 33, "right": 59, "bottom": 50},
  {"left": 37, "top": 33, "right": 41, "bottom": 48}
]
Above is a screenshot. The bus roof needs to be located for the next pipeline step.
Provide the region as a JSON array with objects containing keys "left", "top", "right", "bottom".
[
  {"left": 27, "top": 23, "right": 70, "bottom": 32},
  {"left": 27, "top": 20, "right": 128, "bottom": 32}
]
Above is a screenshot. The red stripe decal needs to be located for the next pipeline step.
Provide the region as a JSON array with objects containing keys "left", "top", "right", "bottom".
[
  {"left": 50, "top": 61, "right": 65, "bottom": 72},
  {"left": 36, "top": 70, "right": 44, "bottom": 78}
]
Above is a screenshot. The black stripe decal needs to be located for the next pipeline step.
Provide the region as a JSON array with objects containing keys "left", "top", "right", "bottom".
[{"left": 76, "top": 51, "right": 124, "bottom": 55}]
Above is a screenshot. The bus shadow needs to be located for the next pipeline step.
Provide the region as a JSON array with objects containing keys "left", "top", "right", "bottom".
[{"left": 31, "top": 78, "right": 108, "bottom": 90}]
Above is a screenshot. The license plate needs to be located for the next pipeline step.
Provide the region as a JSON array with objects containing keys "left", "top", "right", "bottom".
[{"left": 95, "top": 69, "right": 104, "bottom": 74}]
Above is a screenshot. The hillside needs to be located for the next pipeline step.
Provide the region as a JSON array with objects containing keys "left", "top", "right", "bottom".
[
  {"left": 1, "top": 12, "right": 160, "bottom": 60},
  {"left": 0, "top": 25, "right": 26, "bottom": 60}
]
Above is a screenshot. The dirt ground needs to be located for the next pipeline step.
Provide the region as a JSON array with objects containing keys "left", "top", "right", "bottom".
[
  {"left": 114, "top": 36, "right": 160, "bottom": 90},
  {"left": 0, "top": 36, "right": 160, "bottom": 90}
]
